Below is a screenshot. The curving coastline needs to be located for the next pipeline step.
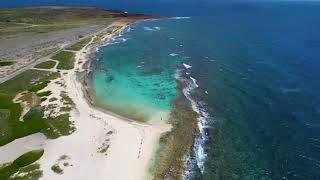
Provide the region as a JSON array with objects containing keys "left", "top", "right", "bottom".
[
  {"left": 0, "top": 13, "right": 172, "bottom": 179},
  {"left": 60, "top": 19, "right": 172, "bottom": 179},
  {"left": 83, "top": 18, "right": 201, "bottom": 179},
  {"left": 0, "top": 10, "right": 201, "bottom": 179}
]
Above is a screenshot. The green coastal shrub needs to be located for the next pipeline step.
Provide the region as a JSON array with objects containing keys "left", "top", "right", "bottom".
[
  {"left": 52, "top": 51, "right": 75, "bottom": 70},
  {"left": 66, "top": 37, "right": 91, "bottom": 51},
  {"left": 34, "top": 61, "right": 56, "bottom": 69},
  {"left": 0, "top": 149, "right": 44, "bottom": 179},
  {"left": 0, "top": 61, "right": 15, "bottom": 66},
  {"left": 0, "top": 70, "right": 74, "bottom": 147}
]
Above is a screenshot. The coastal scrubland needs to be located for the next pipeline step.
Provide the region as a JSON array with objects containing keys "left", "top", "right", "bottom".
[
  {"left": 0, "top": 69, "right": 74, "bottom": 146},
  {"left": 52, "top": 51, "right": 75, "bottom": 70},
  {"left": 34, "top": 61, "right": 56, "bottom": 69},
  {"left": 0, "top": 7, "right": 133, "bottom": 78},
  {"left": 0, "top": 149, "right": 44, "bottom": 179},
  {"left": 0, "top": 7, "right": 118, "bottom": 35},
  {"left": 0, "top": 61, "right": 15, "bottom": 67},
  {"left": 32, "top": 47, "right": 60, "bottom": 60},
  {"left": 0, "top": 68, "right": 76, "bottom": 178},
  {"left": 66, "top": 37, "right": 91, "bottom": 51}
]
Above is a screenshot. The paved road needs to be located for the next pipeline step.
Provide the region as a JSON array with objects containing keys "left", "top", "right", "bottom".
[
  {"left": 0, "top": 34, "right": 95, "bottom": 84},
  {"left": 0, "top": 48, "right": 63, "bottom": 84},
  {"left": 0, "top": 23, "right": 123, "bottom": 84}
]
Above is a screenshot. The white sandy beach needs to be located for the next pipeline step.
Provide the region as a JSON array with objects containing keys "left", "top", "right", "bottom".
[{"left": 0, "top": 21, "right": 170, "bottom": 180}]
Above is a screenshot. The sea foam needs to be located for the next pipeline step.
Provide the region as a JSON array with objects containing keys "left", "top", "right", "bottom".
[
  {"left": 170, "top": 53, "right": 178, "bottom": 57},
  {"left": 102, "top": 37, "right": 128, "bottom": 47},
  {"left": 143, "top": 26, "right": 154, "bottom": 31},
  {"left": 143, "top": 26, "right": 161, "bottom": 31},
  {"left": 172, "top": 17, "right": 191, "bottom": 20},
  {"left": 126, "top": 25, "right": 131, "bottom": 32},
  {"left": 189, "top": 77, "right": 199, "bottom": 88},
  {"left": 175, "top": 70, "right": 208, "bottom": 175},
  {"left": 183, "top": 63, "right": 192, "bottom": 69}
]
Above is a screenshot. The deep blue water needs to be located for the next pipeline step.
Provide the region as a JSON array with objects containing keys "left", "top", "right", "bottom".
[{"left": 3, "top": 1, "right": 320, "bottom": 179}]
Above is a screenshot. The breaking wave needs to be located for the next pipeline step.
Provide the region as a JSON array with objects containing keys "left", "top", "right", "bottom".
[
  {"left": 175, "top": 69, "right": 209, "bottom": 178},
  {"left": 172, "top": 17, "right": 191, "bottom": 20}
]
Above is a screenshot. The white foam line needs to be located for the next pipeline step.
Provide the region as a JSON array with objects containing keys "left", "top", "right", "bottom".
[
  {"left": 126, "top": 25, "right": 131, "bottom": 33},
  {"left": 170, "top": 53, "right": 178, "bottom": 57},
  {"left": 143, "top": 26, "right": 154, "bottom": 31},
  {"left": 183, "top": 63, "right": 192, "bottom": 69},
  {"left": 189, "top": 77, "right": 199, "bottom": 88},
  {"left": 143, "top": 26, "right": 161, "bottom": 31},
  {"left": 172, "top": 17, "right": 191, "bottom": 20},
  {"left": 175, "top": 70, "right": 208, "bottom": 176}
]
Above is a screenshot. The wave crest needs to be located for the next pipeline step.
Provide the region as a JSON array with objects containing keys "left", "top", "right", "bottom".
[
  {"left": 172, "top": 17, "right": 191, "bottom": 20},
  {"left": 176, "top": 70, "right": 209, "bottom": 177}
]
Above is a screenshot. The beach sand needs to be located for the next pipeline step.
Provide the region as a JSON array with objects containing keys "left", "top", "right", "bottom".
[{"left": 0, "top": 20, "right": 170, "bottom": 180}]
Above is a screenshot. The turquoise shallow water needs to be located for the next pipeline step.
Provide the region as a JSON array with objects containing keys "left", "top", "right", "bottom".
[{"left": 91, "top": 22, "right": 182, "bottom": 121}]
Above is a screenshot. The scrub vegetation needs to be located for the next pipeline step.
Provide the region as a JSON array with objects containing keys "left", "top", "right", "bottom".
[
  {"left": 66, "top": 37, "right": 91, "bottom": 51},
  {"left": 52, "top": 51, "right": 75, "bottom": 70},
  {"left": 0, "top": 7, "right": 122, "bottom": 36},
  {"left": 0, "top": 69, "right": 74, "bottom": 146},
  {"left": 0, "top": 61, "right": 15, "bottom": 67},
  {"left": 51, "top": 164, "right": 63, "bottom": 174},
  {"left": 0, "top": 149, "right": 44, "bottom": 179},
  {"left": 51, "top": 155, "right": 70, "bottom": 174},
  {"left": 32, "top": 47, "right": 60, "bottom": 60},
  {"left": 34, "top": 61, "right": 56, "bottom": 69},
  {"left": 10, "top": 163, "right": 42, "bottom": 180}
]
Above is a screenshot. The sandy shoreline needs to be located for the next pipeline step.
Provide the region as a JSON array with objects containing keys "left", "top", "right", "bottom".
[{"left": 0, "top": 20, "right": 171, "bottom": 179}]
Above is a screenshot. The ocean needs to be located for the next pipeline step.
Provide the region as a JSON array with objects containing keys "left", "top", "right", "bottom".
[{"left": 2, "top": 1, "right": 320, "bottom": 179}]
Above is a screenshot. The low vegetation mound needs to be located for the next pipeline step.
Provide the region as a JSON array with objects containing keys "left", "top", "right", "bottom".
[
  {"left": 52, "top": 51, "right": 75, "bottom": 70},
  {"left": 0, "top": 149, "right": 44, "bottom": 179},
  {"left": 0, "top": 69, "right": 74, "bottom": 146},
  {"left": 66, "top": 37, "right": 91, "bottom": 51},
  {"left": 34, "top": 61, "right": 56, "bottom": 69},
  {"left": 0, "top": 61, "right": 15, "bottom": 67}
]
